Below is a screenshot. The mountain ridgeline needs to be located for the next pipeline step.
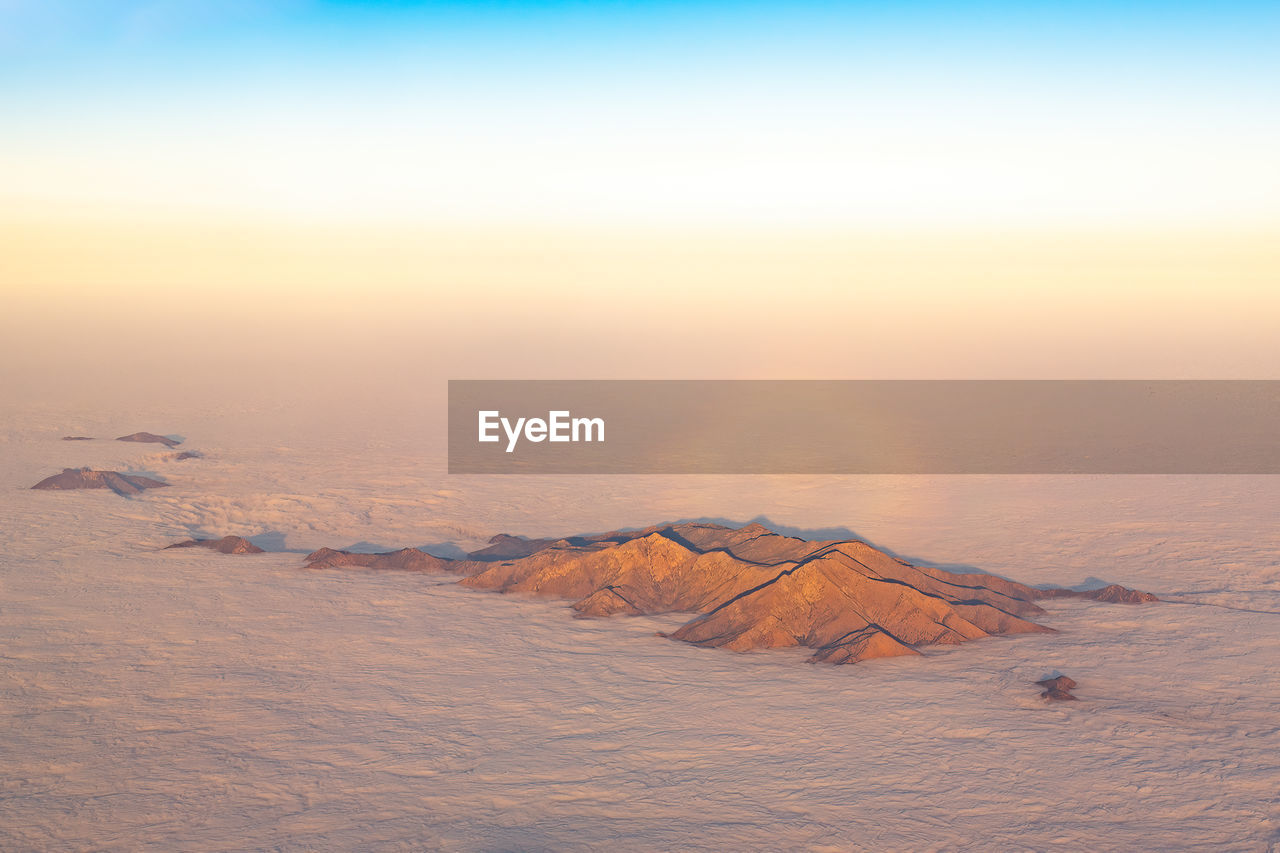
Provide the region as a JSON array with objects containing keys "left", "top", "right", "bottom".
[{"left": 303, "top": 522, "right": 1157, "bottom": 665}]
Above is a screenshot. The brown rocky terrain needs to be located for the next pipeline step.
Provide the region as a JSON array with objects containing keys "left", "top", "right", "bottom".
[
  {"left": 31, "top": 467, "right": 168, "bottom": 497},
  {"left": 166, "top": 536, "right": 264, "bottom": 554},
  {"left": 117, "top": 432, "right": 181, "bottom": 448},
  {"left": 1037, "top": 675, "right": 1079, "bottom": 700},
  {"left": 463, "top": 532, "right": 783, "bottom": 617},
  {"left": 661, "top": 540, "right": 1056, "bottom": 664},
  {"left": 304, "top": 522, "right": 1158, "bottom": 665}
]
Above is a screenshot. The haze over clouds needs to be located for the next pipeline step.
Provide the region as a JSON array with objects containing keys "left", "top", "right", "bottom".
[{"left": 3, "top": 415, "right": 1279, "bottom": 850}]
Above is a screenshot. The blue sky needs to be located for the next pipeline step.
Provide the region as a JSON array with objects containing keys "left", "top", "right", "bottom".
[
  {"left": 2, "top": 1, "right": 1277, "bottom": 226},
  {"left": 6, "top": 2, "right": 1278, "bottom": 88}
]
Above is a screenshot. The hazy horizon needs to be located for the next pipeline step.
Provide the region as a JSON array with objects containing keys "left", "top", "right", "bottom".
[{"left": 4, "top": 2, "right": 1278, "bottom": 411}]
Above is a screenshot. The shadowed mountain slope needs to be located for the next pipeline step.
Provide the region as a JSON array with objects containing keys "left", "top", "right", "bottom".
[{"left": 665, "top": 543, "right": 1052, "bottom": 664}]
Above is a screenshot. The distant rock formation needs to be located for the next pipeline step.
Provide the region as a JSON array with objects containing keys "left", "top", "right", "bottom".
[
  {"left": 172, "top": 451, "right": 203, "bottom": 461},
  {"left": 31, "top": 467, "right": 168, "bottom": 497},
  {"left": 1035, "top": 584, "right": 1159, "bottom": 604},
  {"left": 304, "top": 521, "right": 1158, "bottom": 666},
  {"left": 1036, "top": 675, "right": 1079, "bottom": 701},
  {"left": 166, "top": 536, "right": 264, "bottom": 554},
  {"left": 61, "top": 435, "right": 94, "bottom": 441},
  {"left": 467, "top": 533, "right": 566, "bottom": 561},
  {"left": 116, "top": 432, "right": 181, "bottom": 448},
  {"left": 305, "top": 547, "right": 453, "bottom": 572}
]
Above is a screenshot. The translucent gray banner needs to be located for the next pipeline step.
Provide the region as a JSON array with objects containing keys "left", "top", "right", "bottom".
[{"left": 448, "top": 380, "right": 1279, "bottom": 474}]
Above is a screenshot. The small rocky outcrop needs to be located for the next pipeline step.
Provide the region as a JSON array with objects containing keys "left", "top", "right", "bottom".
[
  {"left": 305, "top": 547, "right": 453, "bottom": 572},
  {"left": 116, "top": 432, "right": 181, "bottom": 448},
  {"left": 166, "top": 536, "right": 264, "bottom": 554},
  {"left": 172, "top": 451, "right": 203, "bottom": 461},
  {"left": 31, "top": 467, "right": 168, "bottom": 497},
  {"left": 1035, "top": 584, "right": 1159, "bottom": 604},
  {"left": 467, "top": 533, "right": 564, "bottom": 561},
  {"left": 1036, "top": 675, "right": 1079, "bottom": 701},
  {"left": 61, "top": 435, "right": 94, "bottom": 441}
]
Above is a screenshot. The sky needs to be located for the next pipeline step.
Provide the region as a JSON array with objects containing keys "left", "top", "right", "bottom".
[
  {"left": 1, "top": 1, "right": 1277, "bottom": 405},
  {"left": 2, "top": 0, "right": 1278, "bottom": 227}
]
